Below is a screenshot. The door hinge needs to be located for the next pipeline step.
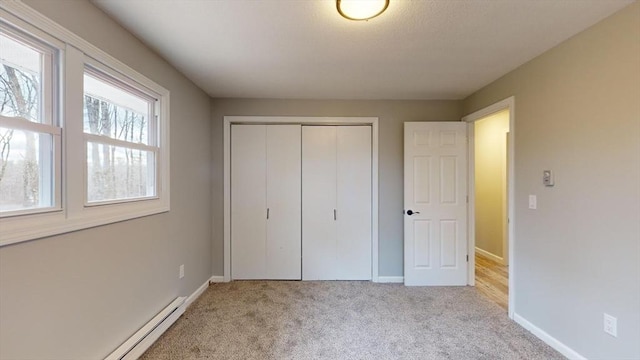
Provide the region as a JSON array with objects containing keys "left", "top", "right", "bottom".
[
  {"left": 466, "top": 195, "right": 469, "bottom": 203},
  {"left": 466, "top": 255, "right": 469, "bottom": 262}
]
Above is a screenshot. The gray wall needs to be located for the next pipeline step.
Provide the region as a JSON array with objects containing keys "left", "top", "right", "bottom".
[
  {"left": 2, "top": 1, "right": 636, "bottom": 359},
  {"left": 0, "top": 1, "right": 212, "bottom": 359},
  {"left": 464, "top": 2, "right": 640, "bottom": 358},
  {"left": 211, "top": 99, "right": 462, "bottom": 277}
]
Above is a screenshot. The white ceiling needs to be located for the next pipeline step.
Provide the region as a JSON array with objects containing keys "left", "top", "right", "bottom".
[{"left": 92, "top": 0, "right": 634, "bottom": 100}]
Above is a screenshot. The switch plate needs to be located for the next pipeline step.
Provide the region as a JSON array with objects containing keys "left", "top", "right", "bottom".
[
  {"left": 604, "top": 313, "right": 617, "bottom": 337},
  {"left": 179, "top": 264, "right": 185, "bottom": 279},
  {"left": 543, "top": 170, "right": 554, "bottom": 186},
  {"left": 528, "top": 195, "right": 537, "bottom": 209}
]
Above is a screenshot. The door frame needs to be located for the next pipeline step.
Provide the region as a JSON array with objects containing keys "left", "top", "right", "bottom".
[
  {"left": 462, "top": 96, "right": 515, "bottom": 319},
  {"left": 223, "top": 116, "right": 379, "bottom": 282}
]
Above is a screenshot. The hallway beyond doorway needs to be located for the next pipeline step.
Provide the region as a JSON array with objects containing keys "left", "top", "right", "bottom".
[{"left": 476, "top": 253, "right": 508, "bottom": 310}]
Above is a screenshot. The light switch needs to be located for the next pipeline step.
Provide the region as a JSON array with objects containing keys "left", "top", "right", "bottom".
[
  {"left": 529, "top": 195, "right": 537, "bottom": 209},
  {"left": 543, "top": 170, "right": 554, "bottom": 186}
]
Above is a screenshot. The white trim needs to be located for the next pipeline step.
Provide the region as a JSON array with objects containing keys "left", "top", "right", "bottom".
[
  {"left": 371, "top": 121, "right": 379, "bottom": 282},
  {"left": 0, "top": 1, "right": 171, "bottom": 247},
  {"left": 467, "top": 123, "right": 477, "bottom": 286},
  {"left": 104, "top": 297, "right": 186, "bottom": 360},
  {"left": 209, "top": 275, "right": 226, "bottom": 283},
  {"left": 475, "top": 247, "right": 505, "bottom": 265},
  {"left": 83, "top": 134, "right": 159, "bottom": 153},
  {"left": 1, "top": 203, "right": 170, "bottom": 246},
  {"left": 223, "top": 118, "right": 231, "bottom": 282},
  {"left": 0, "top": 13, "right": 61, "bottom": 127},
  {"left": 104, "top": 276, "right": 213, "bottom": 360},
  {"left": 514, "top": 313, "right": 587, "bottom": 360},
  {"left": 184, "top": 280, "right": 209, "bottom": 308},
  {"left": 463, "top": 96, "right": 516, "bottom": 320},
  {"left": 0, "top": 117, "right": 62, "bottom": 135},
  {"left": 223, "top": 116, "right": 379, "bottom": 282},
  {"left": 0, "top": 12, "right": 63, "bottom": 218},
  {"left": 377, "top": 276, "right": 404, "bottom": 283}
]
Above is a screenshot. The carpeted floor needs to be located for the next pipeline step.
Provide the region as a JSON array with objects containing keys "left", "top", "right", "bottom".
[{"left": 140, "top": 281, "right": 563, "bottom": 360}]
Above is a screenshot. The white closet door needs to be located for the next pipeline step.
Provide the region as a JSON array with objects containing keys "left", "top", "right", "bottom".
[
  {"left": 266, "top": 125, "right": 301, "bottom": 279},
  {"left": 336, "top": 126, "right": 372, "bottom": 280},
  {"left": 231, "top": 125, "right": 267, "bottom": 279},
  {"left": 302, "top": 126, "right": 338, "bottom": 280}
]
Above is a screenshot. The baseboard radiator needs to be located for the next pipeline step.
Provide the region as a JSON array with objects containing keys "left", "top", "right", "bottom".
[{"left": 104, "top": 297, "right": 186, "bottom": 360}]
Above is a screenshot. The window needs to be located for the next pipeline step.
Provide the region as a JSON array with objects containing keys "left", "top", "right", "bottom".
[
  {"left": 0, "top": 23, "right": 61, "bottom": 216},
  {"left": 83, "top": 66, "right": 158, "bottom": 204},
  {"left": 0, "top": 4, "right": 170, "bottom": 246}
]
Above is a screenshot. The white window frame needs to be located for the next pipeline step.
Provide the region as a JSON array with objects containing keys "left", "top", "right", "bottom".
[
  {"left": 82, "top": 60, "right": 161, "bottom": 206},
  {"left": 0, "top": 20, "right": 62, "bottom": 217},
  {"left": 0, "top": 3, "right": 170, "bottom": 247}
]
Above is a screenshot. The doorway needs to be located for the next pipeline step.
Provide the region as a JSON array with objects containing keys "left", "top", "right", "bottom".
[{"left": 464, "top": 97, "right": 515, "bottom": 318}]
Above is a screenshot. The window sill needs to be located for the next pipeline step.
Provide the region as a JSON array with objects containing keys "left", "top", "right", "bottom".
[{"left": 0, "top": 200, "right": 169, "bottom": 247}]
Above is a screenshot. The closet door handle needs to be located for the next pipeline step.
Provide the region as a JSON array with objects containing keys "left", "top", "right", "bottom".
[
  {"left": 334, "top": 209, "right": 337, "bottom": 220},
  {"left": 267, "top": 208, "right": 270, "bottom": 219}
]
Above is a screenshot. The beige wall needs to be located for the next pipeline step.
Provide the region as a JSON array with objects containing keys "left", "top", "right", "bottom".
[
  {"left": 0, "top": 1, "right": 213, "bottom": 359},
  {"left": 464, "top": 2, "right": 640, "bottom": 358},
  {"left": 211, "top": 99, "right": 462, "bottom": 277},
  {"left": 474, "top": 110, "right": 509, "bottom": 259}
]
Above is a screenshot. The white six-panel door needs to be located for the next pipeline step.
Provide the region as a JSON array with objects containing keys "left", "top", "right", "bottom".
[
  {"left": 404, "top": 122, "right": 467, "bottom": 286},
  {"left": 231, "top": 124, "right": 301, "bottom": 280},
  {"left": 303, "top": 126, "right": 372, "bottom": 280}
]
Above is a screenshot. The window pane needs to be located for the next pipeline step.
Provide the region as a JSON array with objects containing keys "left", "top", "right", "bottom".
[
  {"left": 0, "top": 31, "right": 43, "bottom": 123},
  {"left": 83, "top": 73, "right": 150, "bottom": 145},
  {"left": 0, "top": 127, "right": 53, "bottom": 212},
  {"left": 86, "top": 142, "right": 155, "bottom": 203}
]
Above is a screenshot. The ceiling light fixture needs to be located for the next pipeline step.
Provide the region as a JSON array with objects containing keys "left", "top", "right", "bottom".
[{"left": 337, "top": 0, "right": 389, "bottom": 21}]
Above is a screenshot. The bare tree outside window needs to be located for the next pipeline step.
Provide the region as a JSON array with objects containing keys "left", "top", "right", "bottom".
[
  {"left": 83, "top": 72, "right": 154, "bottom": 203},
  {"left": 2, "top": 14, "right": 168, "bottom": 243},
  {"left": 0, "top": 31, "right": 49, "bottom": 212}
]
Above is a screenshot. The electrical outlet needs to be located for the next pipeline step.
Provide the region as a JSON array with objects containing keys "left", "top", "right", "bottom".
[
  {"left": 179, "top": 264, "right": 185, "bottom": 279},
  {"left": 604, "top": 313, "right": 617, "bottom": 337}
]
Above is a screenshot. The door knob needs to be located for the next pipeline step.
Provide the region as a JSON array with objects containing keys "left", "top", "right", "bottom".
[{"left": 406, "top": 210, "right": 420, "bottom": 216}]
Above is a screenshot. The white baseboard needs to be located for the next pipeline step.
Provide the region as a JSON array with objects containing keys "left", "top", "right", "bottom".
[
  {"left": 475, "top": 247, "right": 505, "bottom": 264},
  {"left": 105, "top": 297, "right": 186, "bottom": 360},
  {"left": 513, "top": 313, "right": 586, "bottom": 360},
  {"left": 209, "top": 275, "right": 226, "bottom": 283},
  {"left": 185, "top": 279, "right": 210, "bottom": 308},
  {"left": 377, "top": 276, "right": 404, "bottom": 283},
  {"left": 104, "top": 278, "right": 212, "bottom": 360}
]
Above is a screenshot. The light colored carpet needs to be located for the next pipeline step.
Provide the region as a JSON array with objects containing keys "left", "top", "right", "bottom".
[{"left": 140, "top": 281, "right": 563, "bottom": 360}]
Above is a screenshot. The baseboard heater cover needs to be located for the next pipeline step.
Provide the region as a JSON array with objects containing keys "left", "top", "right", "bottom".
[{"left": 104, "top": 296, "right": 186, "bottom": 360}]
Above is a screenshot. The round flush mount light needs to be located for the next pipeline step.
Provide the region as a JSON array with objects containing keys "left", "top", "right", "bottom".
[{"left": 337, "top": 0, "right": 389, "bottom": 21}]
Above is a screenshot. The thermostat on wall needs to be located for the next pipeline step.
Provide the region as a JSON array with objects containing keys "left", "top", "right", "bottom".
[{"left": 543, "top": 170, "right": 554, "bottom": 187}]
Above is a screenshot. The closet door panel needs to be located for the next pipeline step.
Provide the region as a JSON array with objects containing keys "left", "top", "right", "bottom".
[
  {"left": 302, "top": 126, "right": 337, "bottom": 280},
  {"left": 231, "top": 125, "right": 267, "bottom": 279},
  {"left": 336, "top": 126, "right": 372, "bottom": 280},
  {"left": 266, "top": 125, "right": 302, "bottom": 279}
]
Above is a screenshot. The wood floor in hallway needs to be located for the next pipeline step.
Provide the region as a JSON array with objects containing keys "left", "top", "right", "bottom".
[{"left": 475, "top": 253, "right": 508, "bottom": 311}]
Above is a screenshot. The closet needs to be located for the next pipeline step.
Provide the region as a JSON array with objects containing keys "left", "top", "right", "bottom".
[
  {"left": 231, "top": 124, "right": 301, "bottom": 279},
  {"left": 302, "top": 126, "right": 372, "bottom": 280},
  {"left": 230, "top": 124, "right": 371, "bottom": 280}
]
